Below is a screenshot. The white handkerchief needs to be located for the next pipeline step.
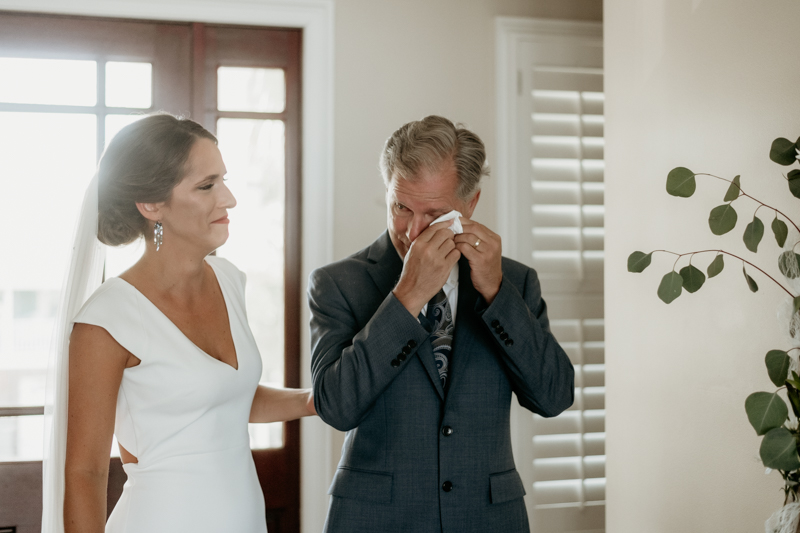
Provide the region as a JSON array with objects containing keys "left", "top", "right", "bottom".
[{"left": 431, "top": 210, "right": 463, "bottom": 234}]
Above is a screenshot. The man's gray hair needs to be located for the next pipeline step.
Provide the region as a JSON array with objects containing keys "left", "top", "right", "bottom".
[{"left": 379, "top": 115, "right": 490, "bottom": 201}]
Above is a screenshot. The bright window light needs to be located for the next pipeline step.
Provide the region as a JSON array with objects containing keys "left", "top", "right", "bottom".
[
  {"left": 105, "top": 62, "right": 152, "bottom": 109},
  {"left": 0, "top": 58, "right": 96, "bottom": 106}
]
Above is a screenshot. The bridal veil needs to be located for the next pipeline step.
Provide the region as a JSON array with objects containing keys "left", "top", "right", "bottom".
[{"left": 42, "top": 173, "right": 106, "bottom": 532}]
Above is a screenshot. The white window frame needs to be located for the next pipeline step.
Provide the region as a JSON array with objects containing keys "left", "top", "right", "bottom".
[
  {"left": 495, "top": 16, "right": 604, "bottom": 532},
  {"left": 0, "top": 2, "right": 334, "bottom": 532}
]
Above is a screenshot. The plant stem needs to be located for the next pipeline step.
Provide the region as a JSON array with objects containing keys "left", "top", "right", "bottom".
[
  {"left": 651, "top": 249, "right": 795, "bottom": 296},
  {"left": 696, "top": 173, "right": 800, "bottom": 234}
]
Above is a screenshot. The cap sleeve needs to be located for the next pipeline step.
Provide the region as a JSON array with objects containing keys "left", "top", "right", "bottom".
[{"left": 71, "top": 279, "right": 149, "bottom": 359}]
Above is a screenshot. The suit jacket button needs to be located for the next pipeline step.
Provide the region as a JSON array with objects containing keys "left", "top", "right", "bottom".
[
  {"left": 495, "top": 325, "right": 504, "bottom": 334},
  {"left": 500, "top": 332, "right": 509, "bottom": 341},
  {"left": 407, "top": 339, "right": 417, "bottom": 348},
  {"left": 442, "top": 481, "right": 453, "bottom": 492},
  {"left": 397, "top": 353, "right": 407, "bottom": 362},
  {"left": 505, "top": 338, "right": 514, "bottom": 347},
  {"left": 490, "top": 320, "right": 500, "bottom": 328},
  {"left": 402, "top": 345, "right": 412, "bottom": 355},
  {"left": 391, "top": 359, "right": 400, "bottom": 367},
  {"left": 442, "top": 426, "right": 453, "bottom": 436}
]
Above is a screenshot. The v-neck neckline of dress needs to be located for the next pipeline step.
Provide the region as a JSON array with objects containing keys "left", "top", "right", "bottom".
[{"left": 114, "top": 258, "right": 240, "bottom": 371}]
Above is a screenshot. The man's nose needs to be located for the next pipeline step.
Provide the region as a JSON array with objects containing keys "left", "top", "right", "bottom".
[{"left": 406, "top": 216, "right": 430, "bottom": 243}]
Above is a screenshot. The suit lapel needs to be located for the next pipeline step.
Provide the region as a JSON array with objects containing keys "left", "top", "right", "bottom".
[
  {"left": 366, "top": 231, "right": 403, "bottom": 298},
  {"left": 366, "top": 231, "right": 445, "bottom": 401},
  {"left": 447, "top": 257, "right": 480, "bottom": 395}
]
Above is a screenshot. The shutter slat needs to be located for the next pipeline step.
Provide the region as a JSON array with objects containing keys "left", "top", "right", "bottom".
[
  {"left": 532, "top": 159, "right": 605, "bottom": 182},
  {"left": 533, "top": 455, "right": 606, "bottom": 481},
  {"left": 531, "top": 182, "right": 604, "bottom": 206},
  {"left": 517, "top": 29, "right": 604, "bottom": 528},
  {"left": 532, "top": 478, "right": 606, "bottom": 506},
  {"left": 533, "top": 409, "right": 605, "bottom": 435},
  {"left": 532, "top": 432, "right": 605, "bottom": 459},
  {"left": 532, "top": 228, "right": 604, "bottom": 252}
]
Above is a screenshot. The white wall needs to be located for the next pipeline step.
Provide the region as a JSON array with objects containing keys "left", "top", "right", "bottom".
[
  {"left": 605, "top": 1, "right": 800, "bottom": 530},
  {"left": 332, "top": 0, "right": 601, "bottom": 261}
]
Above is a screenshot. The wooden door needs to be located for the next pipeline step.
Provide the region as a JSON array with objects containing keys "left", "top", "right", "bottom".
[{"left": 0, "top": 13, "right": 302, "bottom": 533}]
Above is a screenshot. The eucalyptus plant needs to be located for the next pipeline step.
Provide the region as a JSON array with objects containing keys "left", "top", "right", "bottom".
[{"left": 628, "top": 135, "right": 800, "bottom": 503}]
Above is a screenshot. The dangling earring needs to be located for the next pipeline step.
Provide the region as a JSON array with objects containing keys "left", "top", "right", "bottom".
[{"left": 153, "top": 221, "right": 163, "bottom": 251}]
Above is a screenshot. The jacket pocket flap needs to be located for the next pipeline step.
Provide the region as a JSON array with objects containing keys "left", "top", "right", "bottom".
[
  {"left": 489, "top": 469, "right": 526, "bottom": 504},
  {"left": 328, "top": 467, "right": 393, "bottom": 504}
]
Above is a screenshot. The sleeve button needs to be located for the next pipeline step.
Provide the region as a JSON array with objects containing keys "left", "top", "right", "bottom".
[
  {"left": 407, "top": 339, "right": 417, "bottom": 348},
  {"left": 500, "top": 332, "right": 509, "bottom": 341},
  {"left": 490, "top": 320, "right": 500, "bottom": 328},
  {"left": 402, "top": 345, "right": 412, "bottom": 355},
  {"left": 505, "top": 338, "right": 514, "bottom": 347},
  {"left": 391, "top": 359, "right": 401, "bottom": 367},
  {"left": 495, "top": 326, "right": 504, "bottom": 334},
  {"left": 397, "top": 353, "right": 407, "bottom": 362}
]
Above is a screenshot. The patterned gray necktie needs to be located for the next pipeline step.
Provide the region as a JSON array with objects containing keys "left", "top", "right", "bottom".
[{"left": 428, "top": 288, "right": 454, "bottom": 389}]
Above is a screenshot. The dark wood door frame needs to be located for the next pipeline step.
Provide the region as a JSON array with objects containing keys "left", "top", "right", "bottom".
[
  {"left": 196, "top": 23, "right": 302, "bottom": 533},
  {"left": 0, "top": 13, "right": 302, "bottom": 533}
]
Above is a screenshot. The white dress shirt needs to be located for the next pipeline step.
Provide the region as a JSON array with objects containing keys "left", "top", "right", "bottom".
[{"left": 420, "top": 263, "right": 459, "bottom": 325}]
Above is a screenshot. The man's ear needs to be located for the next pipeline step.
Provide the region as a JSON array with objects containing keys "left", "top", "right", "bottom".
[
  {"left": 135, "top": 202, "right": 163, "bottom": 222},
  {"left": 462, "top": 190, "right": 481, "bottom": 219}
]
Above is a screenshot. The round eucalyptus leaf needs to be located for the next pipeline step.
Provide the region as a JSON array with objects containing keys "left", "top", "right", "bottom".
[
  {"left": 708, "top": 204, "right": 738, "bottom": 235},
  {"left": 746, "top": 392, "right": 789, "bottom": 435},
  {"left": 788, "top": 169, "right": 800, "bottom": 200},
  {"left": 679, "top": 265, "right": 705, "bottom": 293},
  {"left": 787, "top": 384, "right": 800, "bottom": 419},
  {"left": 666, "top": 167, "right": 696, "bottom": 197},
  {"left": 766, "top": 350, "right": 792, "bottom": 388},
  {"left": 707, "top": 254, "right": 724, "bottom": 278},
  {"left": 724, "top": 175, "right": 742, "bottom": 202},
  {"left": 627, "top": 251, "right": 653, "bottom": 273},
  {"left": 657, "top": 271, "right": 683, "bottom": 304},
  {"left": 759, "top": 427, "right": 800, "bottom": 471},
  {"left": 743, "top": 215, "right": 764, "bottom": 253},
  {"left": 773, "top": 217, "right": 789, "bottom": 248},
  {"left": 743, "top": 266, "right": 759, "bottom": 293},
  {"left": 778, "top": 251, "right": 800, "bottom": 279},
  {"left": 770, "top": 137, "right": 798, "bottom": 166}
]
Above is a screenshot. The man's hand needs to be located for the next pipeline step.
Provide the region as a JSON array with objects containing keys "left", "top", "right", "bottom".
[
  {"left": 393, "top": 221, "right": 461, "bottom": 317},
  {"left": 454, "top": 218, "right": 503, "bottom": 304}
]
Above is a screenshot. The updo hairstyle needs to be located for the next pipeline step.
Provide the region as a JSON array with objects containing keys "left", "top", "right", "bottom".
[{"left": 97, "top": 113, "right": 217, "bottom": 246}]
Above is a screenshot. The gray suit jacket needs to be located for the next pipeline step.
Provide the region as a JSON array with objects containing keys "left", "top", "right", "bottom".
[{"left": 309, "top": 231, "right": 574, "bottom": 533}]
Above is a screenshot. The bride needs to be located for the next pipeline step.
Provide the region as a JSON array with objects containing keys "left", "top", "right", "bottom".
[{"left": 43, "top": 113, "right": 316, "bottom": 533}]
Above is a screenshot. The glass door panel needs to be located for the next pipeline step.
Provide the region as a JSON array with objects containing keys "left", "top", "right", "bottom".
[
  {"left": 0, "top": 111, "right": 96, "bottom": 460},
  {"left": 217, "top": 67, "right": 286, "bottom": 113},
  {"left": 215, "top": 118, "right": 286, "bottom": 449},
  {"left": 0, "top": 58, "right": 97, "bottom": 106},
  {"left": 105, "top": 61, "right": 152, "bottom": 109}
]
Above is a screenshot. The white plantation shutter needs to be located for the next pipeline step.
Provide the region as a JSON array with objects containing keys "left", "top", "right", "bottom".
[{"left": 496, "top": 18, "right": 604, "bottom": 533}]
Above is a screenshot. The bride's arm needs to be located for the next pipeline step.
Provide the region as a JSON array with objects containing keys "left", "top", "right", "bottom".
[
  {"left": 249, "top": 385, "right": 316, "bottom": 423},
  {"left": 64, "top": 323, "right": 131, "bottom": 533}
]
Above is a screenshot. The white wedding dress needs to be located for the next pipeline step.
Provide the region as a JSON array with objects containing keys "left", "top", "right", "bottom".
[{"left": 71, "top": 255, "right": 267, "bottom": 533}]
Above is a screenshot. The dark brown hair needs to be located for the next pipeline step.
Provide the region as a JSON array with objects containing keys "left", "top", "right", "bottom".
[{"left": 97, "top": 113, "right": 217, "bottom": 246}]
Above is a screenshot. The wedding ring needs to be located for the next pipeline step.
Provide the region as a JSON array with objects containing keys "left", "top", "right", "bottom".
[{"left": 474, "top": 239, "right": 481, "bottom": 248}]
